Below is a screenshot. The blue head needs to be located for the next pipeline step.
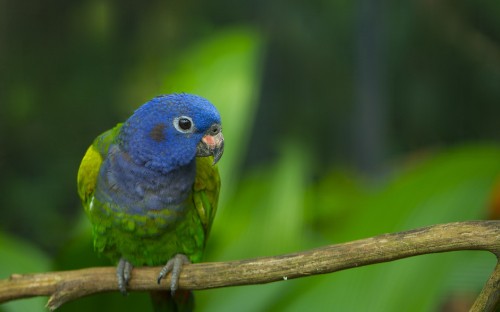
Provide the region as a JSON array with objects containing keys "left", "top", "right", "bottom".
[{"left": 118, "top": 93, "right": 224, "bottom": 173}]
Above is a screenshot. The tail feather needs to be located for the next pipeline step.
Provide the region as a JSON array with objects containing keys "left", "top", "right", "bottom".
[{"left": 150, "top": 290, "right": 194, "bottom": 312}]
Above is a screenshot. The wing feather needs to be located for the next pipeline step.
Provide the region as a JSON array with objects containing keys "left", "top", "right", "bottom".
[
  {"left": 193, "top": 156, "right": 221, "bottom": 236},
  {"left": 77, "top": 124, "right": 122, "bottom": 210}
]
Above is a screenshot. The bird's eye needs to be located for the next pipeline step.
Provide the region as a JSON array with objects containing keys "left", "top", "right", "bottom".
[
  {"left": 178, "top": 118, "right": 191, "bottom": 130},
  {"left": 173, "top": 116, "right": 195, "bottom": 133}
]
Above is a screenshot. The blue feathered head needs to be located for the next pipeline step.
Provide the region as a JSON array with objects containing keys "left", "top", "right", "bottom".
[{"left": 119, "top": 93, "right": 224, "bottom": 173}]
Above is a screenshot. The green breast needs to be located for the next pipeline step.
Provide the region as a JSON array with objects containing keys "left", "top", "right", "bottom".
[{"left": 88, "top": 193, "right": 206, "bottom": 266}]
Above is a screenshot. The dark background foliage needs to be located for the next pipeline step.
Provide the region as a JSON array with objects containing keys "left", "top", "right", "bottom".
[{"left": 1, "top": 0, "right": 499, "bottom": 311}]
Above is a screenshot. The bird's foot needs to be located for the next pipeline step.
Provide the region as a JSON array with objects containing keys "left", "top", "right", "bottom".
[
  {"left": 157, "top": 254, "right": 191, "bottom": 295},
  {"left": 116, "top": 258, "right": 134, "bottom": 295}
]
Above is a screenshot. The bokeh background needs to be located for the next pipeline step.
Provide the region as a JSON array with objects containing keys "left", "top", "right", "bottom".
[{"left": 1, "top": 0, "right": 500, "bottom": 311}]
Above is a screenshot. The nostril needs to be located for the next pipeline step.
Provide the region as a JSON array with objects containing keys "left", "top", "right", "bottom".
[{"left": 211, "top": 125, "right": 220, "bottom": 135}]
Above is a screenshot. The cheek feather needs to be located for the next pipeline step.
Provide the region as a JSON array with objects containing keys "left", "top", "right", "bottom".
[{"left": 149, "top": 123, "right": 166, "bottom": 142}]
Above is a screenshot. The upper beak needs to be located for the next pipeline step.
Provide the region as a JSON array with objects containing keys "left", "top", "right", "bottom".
[{"left": 196, "top": 130, "right": 224, "bottom": 165}]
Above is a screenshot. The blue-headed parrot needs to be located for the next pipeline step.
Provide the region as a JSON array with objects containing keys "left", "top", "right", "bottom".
[{"left": 77, "top": 94, "right": 224, "bottom": 311}]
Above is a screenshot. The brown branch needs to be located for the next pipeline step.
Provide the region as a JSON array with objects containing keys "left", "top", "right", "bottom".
[
  {"left": 1, "top": 221, "right": 499, "bottom": 311},
  {"left": 471, "top": 262, "right": 500, "bottom": 312}
]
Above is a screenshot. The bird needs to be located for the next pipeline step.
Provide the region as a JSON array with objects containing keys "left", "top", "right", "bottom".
[{"left": 77, "top": 93, "right": 224, "bottom": 311}]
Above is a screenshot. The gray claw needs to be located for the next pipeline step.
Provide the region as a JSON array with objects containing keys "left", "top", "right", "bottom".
[
  {"left": 117, "top": 258, "right": 133, "bottom": 295},
  {"left": 157, "top": 254, "right": 190, "bottom": 295}
]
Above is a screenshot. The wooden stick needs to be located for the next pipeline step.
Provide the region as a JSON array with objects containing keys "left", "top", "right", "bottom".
[{"left": 1, "top": 221, "right": 499, "bottom": 311}]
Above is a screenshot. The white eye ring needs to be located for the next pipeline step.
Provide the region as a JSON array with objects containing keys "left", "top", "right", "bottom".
[{"left": 173, "top": 116, "right": 195, "bottom": 133}]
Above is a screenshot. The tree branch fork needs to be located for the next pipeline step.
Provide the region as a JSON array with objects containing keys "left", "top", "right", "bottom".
[{"left": 1, "top": 221, "right": 499, "bottom": 311}]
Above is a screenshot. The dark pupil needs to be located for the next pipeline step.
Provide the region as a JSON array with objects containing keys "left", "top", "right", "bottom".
[{"left": 179, "top": 118, "right": 192, "bottom": 130}]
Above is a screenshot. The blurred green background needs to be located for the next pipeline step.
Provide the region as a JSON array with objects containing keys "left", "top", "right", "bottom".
[{"left": 1, "top": 0, "right": 500, "bottom": 311}]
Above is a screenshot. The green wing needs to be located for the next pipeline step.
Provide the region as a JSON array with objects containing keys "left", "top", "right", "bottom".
[
  {"left": 77, "top": 124, "right": 122, "bottom": 210},
  {"left": 193, "top": 156, "right": 221, "bottom": 237}
]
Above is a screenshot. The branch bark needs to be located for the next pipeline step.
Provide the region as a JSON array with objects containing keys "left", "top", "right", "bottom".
[{"left": 1, "top": 221, "right": 499, "bottom": 311}]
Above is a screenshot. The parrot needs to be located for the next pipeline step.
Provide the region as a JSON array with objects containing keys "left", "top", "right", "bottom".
[{"left": 77, "top": 93, "right": 224, "bottom": 311}]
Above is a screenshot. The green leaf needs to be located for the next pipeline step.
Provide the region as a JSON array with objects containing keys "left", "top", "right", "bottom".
[
  {"left": 285, "top": 145, "right": 500, "bottom": 311},
  {"left": 162, "top": 26, "right": 264, "bottom": 205},
  {"left": 0, "top": 233, "right": 50, "bottom": 312}
]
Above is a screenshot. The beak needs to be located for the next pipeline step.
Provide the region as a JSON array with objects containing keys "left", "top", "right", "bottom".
[{"left": 196, "top": 130, "right": 224, "bottom": 165}]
